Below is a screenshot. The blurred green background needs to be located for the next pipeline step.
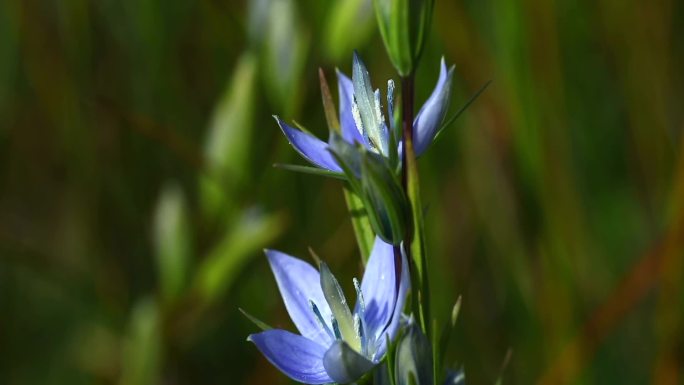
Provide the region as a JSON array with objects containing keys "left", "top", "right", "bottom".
[{"left": 1, "top": 0, "right": 683, "bottom": 384}]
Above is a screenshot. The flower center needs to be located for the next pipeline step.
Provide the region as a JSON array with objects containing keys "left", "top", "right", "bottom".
[{"left": 308, "top": 275, "right": 370, "bottom": 357}]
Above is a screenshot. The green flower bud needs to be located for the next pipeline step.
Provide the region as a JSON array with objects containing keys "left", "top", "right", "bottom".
[
  {"left": 372, "top": 0, "right": 435, "bottom": 76},
  {"left": 359, "top": 151, "right": 408, "bottom": 244},
  {"left": 395, "top": 320, "right": 434, "bottom": 385},
  {"left": 328, "top": 134, "right": 409, "bottom": 245}
]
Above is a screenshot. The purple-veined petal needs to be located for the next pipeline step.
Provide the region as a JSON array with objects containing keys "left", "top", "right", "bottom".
[
  {"left": 413, "top": 58, "right": 454, "bottom": 156},
  {"left": 337, "top": 70, "right": 367, "bottom": 147},
  {"left": 265, "top": 249, "right": 334, "bottom": 345},
  {"left": 323, "top": 340, "right": 376, "bottom": 384},
  {"left": 371, "top": 244, "right": 410, "bottom": 360},
  {"left": 248, "top": 329, "right": 332, "bottom": 384},
  {"left": 275, "top": 116, "right": 342, "bottom": 172},
  {"left": 357, "top": 237, "right": 397, "bottom": 339}
]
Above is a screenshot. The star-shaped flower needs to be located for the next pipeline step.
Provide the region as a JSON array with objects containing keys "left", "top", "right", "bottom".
[
  {"left": 248, "top": 237, "right": 410, "bottom": 384},
  {"left": 275, "top": 52, "right": 454, "bottom": 173}
]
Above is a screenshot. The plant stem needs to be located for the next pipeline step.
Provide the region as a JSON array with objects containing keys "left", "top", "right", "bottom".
[
  {"left": 401, "top": 75, "right": 415, "bottom": 190},
  {"left": 400, "top": 73, "right": 431, "bottom": 338}
]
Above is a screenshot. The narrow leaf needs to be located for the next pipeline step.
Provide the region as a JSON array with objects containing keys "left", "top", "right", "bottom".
[
  {"left": 451, "top": 296, "right": 462, "bottom": 326},
  {"left": 273, "top": 163, "right": 346, "bottom": 179},
  {"left": 494, "top": 349, "right": 513, "bottom": 385},
  {"left": 438, "top": 297, "right": 462, "bottom": 373},
  {"left": 118, "top": 299, "right": 161, "bottom": 385},
  {"left": 239, "top": 308, "right": 273, "bottom": 331},
  {"left": 434, "top": 80, "right": 491, "bottom": 141},
  {"left": 319, "top": 68, "right": 340, "bottom": 132},
  {"left": 153, "top": 182, "right": 192, "bottom": 303}
]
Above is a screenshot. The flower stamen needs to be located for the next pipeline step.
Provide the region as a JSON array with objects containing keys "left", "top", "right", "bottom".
[
  {"left": 309, "top": 300, "right": 334, "bottom": 340},
  {"left": 331, "top": 316, "right": 342, "bottom": 340}
]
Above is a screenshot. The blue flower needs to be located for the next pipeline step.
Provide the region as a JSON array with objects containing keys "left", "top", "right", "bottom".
[
  {"left": 248, "top": 237, "right": 410, "bottom": 384},
  {"left": 276, "top": 53, "right": 454, "bottom": 172}
]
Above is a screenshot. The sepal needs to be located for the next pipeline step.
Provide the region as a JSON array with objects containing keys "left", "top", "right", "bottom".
[{"left": 395, "top": 321, "right": 433, "bottom": 385}]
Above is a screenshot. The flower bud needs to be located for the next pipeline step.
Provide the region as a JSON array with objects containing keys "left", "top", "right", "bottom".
[
  {"left": 359, "top": 151, "right": 408, "bottom": 244},
  {"left": 395, "top": 321, "right": 433, "bottom": 385},
  {"left": 328, "top": 133, "right": 409, "bottom": 245},
  {"left": 372, "top": 0, "right": 435, "bottom": 76}
]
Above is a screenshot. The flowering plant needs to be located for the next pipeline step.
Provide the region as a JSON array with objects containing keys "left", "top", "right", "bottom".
[{"left": 245, "top": 0, "right": 487, "bottom": 383}]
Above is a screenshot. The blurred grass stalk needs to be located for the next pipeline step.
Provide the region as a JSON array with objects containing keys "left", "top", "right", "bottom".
[
  {"left": 201, "top": 53, "right": 257, "bottom": 221},
  {"left": 154, "top": 183, "right": 192, "bottom": 304},
  {"left": 260, "top": 0, "right": 309, "bottom": 116},
  {"left": 119, "top": 299, "right": 162, "bottom": 385}
]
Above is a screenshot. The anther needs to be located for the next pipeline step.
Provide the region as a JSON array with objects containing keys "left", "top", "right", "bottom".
[
  {"left": 309, "top": 300, "right": 334, "bottom": 340},
  {"left": 331, "top": 316, "right": 342, "bottom": 340}
]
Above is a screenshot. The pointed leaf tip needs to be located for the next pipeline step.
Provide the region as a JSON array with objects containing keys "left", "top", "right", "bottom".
[
  {"left": 451, "top": 296, "right": 462, "bottom": 326},
  {"left": 240, "top": 308, "right": 273, "bottom": 331}
]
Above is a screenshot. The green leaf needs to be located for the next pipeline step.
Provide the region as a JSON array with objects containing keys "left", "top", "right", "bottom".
[
  {"left": 201, "top": 53, "right": 258, "bottom": 219},
  {"left": 262, "top": 0, "right": 309, "bottom": 115},
  {"left": 389, "top": 0, "right": 413, "bottom": 76},
  {"left": 437, "top": 297, "right": 462, "bottom": 376},
  {"left": 153, "top": 182, "right": 192, "bottom": 303},
  {"left": 450, "top": 296, "right": 462, "bottom": 326},
  {"left": 273, "top": 163, "right": 346, "bottom": 179},
  {"left": 195, "top": 210, "right": 283, "bottom": 304},
  {"left": 239, "top": 308, "right": 273, "bottom": 331},
  {"left": 343, "top": 187, "right": 375, "bottom": 264},
  {"left": 494, "top": 349, "right": 513, "bottom": 385},
  {"left": 118, "top": 298, "right": 161, "bottom": 385},
  {"left": 434, "top": 80, "right": 491, "bottom": 141},
  {"left": 319, "top": 68, "right": 340, "bottom": 132}
]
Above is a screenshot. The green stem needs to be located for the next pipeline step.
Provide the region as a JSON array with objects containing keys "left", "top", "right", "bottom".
[
  {"left": 400, "top": 74, "right": 431, "bottom": 338},
  {"left": 400, "top": 75, "right": 414, "bottom": 189}
]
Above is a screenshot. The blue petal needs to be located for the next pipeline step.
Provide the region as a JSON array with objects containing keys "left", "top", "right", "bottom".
[
  {"left": 357, "top": 237, "right": 397, "bottom": 339},
  {"left": 336, "top": 70, "right": 367, "bottom": 147},
  {"left": 413, "top": 58, "right": 454, "bottom": 156},
  {"left": 249, "top": 330, "right": 332, "bottom": 384},
  {"left": 323, "top": 340, "right": 376, "bottom": 384},
  {"left": 265, "top": 249, "right": 334, "bottom": 345},
  {"left": 275, "top": 116, "right": 342, "bottom": 172},
  {"left": 372, "top": 244, "right": 410, "bottom": 360}
]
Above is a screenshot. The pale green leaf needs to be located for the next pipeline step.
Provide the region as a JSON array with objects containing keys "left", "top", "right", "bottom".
[
  {"left": 153, "top": 182, "right": 192, "bottom": 303},
  {"left": 201, "top": 53, "right": 258, "bottom": 218},
  {"left": 118, "top": 299, "right": 161, "bottom": 385}
]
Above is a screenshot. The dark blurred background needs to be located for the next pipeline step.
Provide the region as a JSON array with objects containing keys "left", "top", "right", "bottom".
[{"left": 1, "top": 0, "right": 683, "bottom": 384}]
